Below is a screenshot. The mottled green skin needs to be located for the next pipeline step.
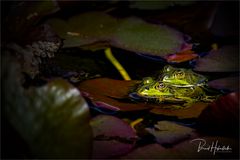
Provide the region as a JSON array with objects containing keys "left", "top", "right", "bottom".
[
  {"left": 135, "top": 66, "right": 215, "bottom": 109},
  {"left": 160, "top": 65, "right": 207, "bottom": 87}
]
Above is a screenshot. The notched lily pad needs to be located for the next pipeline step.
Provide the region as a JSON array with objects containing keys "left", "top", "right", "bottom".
[
  {"left": 91, "top": 115, "right": 137, "bottom": 158},
  {"left": 146, "top": 121, "right": 197, "bottom": 145}
]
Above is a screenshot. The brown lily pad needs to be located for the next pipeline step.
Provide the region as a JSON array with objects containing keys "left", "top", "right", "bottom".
[
  {"left": 78, "top": 78, "right": 153, "bottom": 111},
  {"left": 150, "top": 102, "right": 209, "bottom": 119},
  {"left": 78, "top": 78, "right": 210, "bottom": 116}
]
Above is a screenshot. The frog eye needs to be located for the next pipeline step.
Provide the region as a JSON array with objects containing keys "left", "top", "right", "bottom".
[
  {"left": 143, "top": 77, "right": 153, "bottom": 84},
  {"left": 175, "top": 71, "right": 185, "bottom": 78},
  {"left": 155, "top": 83, "right": 164, "bottom": 89},
  {"left": 159, "top": 83, "right": 164, "bottom": 88}
]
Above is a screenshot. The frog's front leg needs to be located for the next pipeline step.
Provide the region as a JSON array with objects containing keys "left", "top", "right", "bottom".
[
  {"left": 180, "top": 97, "right": 197, "bottom": 108},
  {"left": 201, "top": 95, "right": 218, "bottom": 103}
]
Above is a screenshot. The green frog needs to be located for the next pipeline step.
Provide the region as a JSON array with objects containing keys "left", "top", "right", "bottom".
[
  {"left": 160, "top": 65, "right": 207, "bottom": 87},
  {"left": 132, "top": 66, "right": 216, "bottom": 109}
]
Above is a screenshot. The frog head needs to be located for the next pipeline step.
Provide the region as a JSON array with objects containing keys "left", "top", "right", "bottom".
[
  {"left": 136, "top": 79, "right": 173, "bottom": 98},
  {"left": 160, "top": 65, "right": 207, "bottom": 87}
]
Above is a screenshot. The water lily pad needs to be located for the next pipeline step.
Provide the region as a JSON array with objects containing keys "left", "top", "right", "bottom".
[
  {"left": 47, "top": 12, "right": 117, "bottom": 48},
  {"left": 150, "top": 102, "right": 209, "bottom": 119},
  {"left": 146, "top": 121, "right": 197, "bottom": 145},
  {"left": 208, "top": 76, "right": 239, "bottom": 92},
  {"left": 91, "top": 115, "right": 137, "bottom": 158},
  {"left": 113, "top": 17, "right": 187, "bottom": 56},
  {"left": 194, "top": 45, "right": 239, "bottom": 72},
  {"left": 198, "top": 92, "right": 239, "bottom": 136},
  {"left": 78, "top": 78, "right": 153, "bottom": 111},
  {"left": 47, "top": 12, "right": 190, "bottom": 57}
]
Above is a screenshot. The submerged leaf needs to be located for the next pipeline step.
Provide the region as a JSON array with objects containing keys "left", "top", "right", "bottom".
[
  {"left": 91, "top": 115, "right": 137, "bottom": 158},
  {"left": 48, "top": 12, "right": 190, "bottom": 57},
  {"left": 146, "top": 121, "right": 197, "bottom": 145},
  {"left": 194, "top": 45, "right": 239, "bottom": 72}
]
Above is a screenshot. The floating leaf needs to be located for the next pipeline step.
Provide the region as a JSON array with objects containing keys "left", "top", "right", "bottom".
[
  {"left": 150, "top": 102, "right": 209, "bottom": 119},
  {"left": 146, "top": 121, "right": 197, "bottom": 145},
  {"left": 194, "top": 45, "right": 239, "bottom": 72},
  {"left": 48, "top": 12, "right": 190, "bottom": 57},
  {"left": 112, "top": 17, "right": 187, "bottom": 56},
  {"left": 78, "top": 78, "right": 153, "bottom": 111},
  {"left": 91, "top": 115, "right": 137, "bottom": 158},
  {"left": 197, "top": 92, "right": 239, "bottom": 136},
  {"left": 47, "top": 12, "right": 117, "bottom": 48},
  {"left": 208, "top": 76, "right": 239, "bottom": 92},
  {"left": 164, "top": 50, "right": 198, "bottom": 63}
]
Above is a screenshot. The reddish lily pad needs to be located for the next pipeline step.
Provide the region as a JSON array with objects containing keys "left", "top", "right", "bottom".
[
  {"left": 78, "top": 78, "right": 153, "bottom": 111},
  {"left": 164, "top": 50, "right": 198, "bottom": 63},
  {"left": 90, "top": 115, "right": 137, "bottom": 158},
  {"left": 146, "top": 121, "right": 197, "bottom": 145},
  {"left": 198, "top": 92, "right": 239, "bottom": 135},
  {"left": 194, "top": 45, "right": 239, "bottom": 72},
  {"left": 208, "top": 76, "right": 239, "bottom": 92}
]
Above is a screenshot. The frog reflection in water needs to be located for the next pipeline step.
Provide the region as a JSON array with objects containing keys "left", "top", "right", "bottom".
[{"left": 135, "top": 66, "right": 216, "bottom": 109}]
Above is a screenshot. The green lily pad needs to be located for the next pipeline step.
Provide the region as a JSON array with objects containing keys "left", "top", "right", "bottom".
[{"left": 47, "top": 11, "right": 189, "bottom": 57}]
